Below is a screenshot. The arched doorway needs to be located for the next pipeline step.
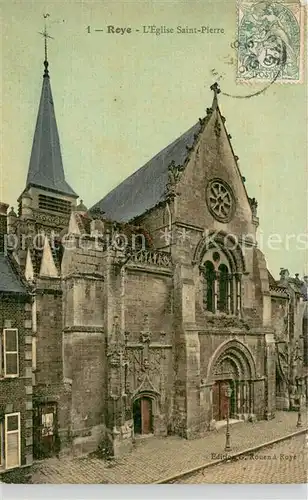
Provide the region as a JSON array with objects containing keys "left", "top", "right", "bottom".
[
  {"left": 208, "top": 340, "right": 257, "bottom": 421},
  {"left": 133, "top": 396, "right": 153, "bottom": 435}
]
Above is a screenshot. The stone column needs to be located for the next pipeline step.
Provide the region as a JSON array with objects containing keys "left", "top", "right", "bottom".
[
  {"left": 265, "top": 332, "right": 276, "bottom": 419},
  {"left": 227, "top": 275, "right": 232, "bottom": 314},
  {"left": 173, "top": 264, "right": 201, "bottom": 438},
  {"left": 213, "top": 272, "right": 218, "bottom": 313},
  {"left": 235, "top": 273, "right": 242, "bottom": 316},
  {"left": 236, "top": 381, "right": 241, "bottom": 416},
  {"left": 242, "top": 382, "right": 246, "bottom": 414}
]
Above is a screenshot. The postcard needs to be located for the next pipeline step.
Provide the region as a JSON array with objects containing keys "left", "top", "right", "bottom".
[{"left": 0, "top": 0, "right": 307, "bottom": 497}]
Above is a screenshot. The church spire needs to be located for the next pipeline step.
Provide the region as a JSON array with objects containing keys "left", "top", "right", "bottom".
[{"left": 25, "top": 16, "right": 78, "bottom": 198}]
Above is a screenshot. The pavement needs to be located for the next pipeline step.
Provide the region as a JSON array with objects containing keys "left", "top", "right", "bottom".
[
  {"left": 175, "top": 434, "right": 308, "bottom": 483},
  {"left": 30, "top": 411, "right": 308, "bottom": 484}
]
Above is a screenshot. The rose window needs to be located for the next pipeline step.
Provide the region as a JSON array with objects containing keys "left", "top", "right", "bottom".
[{"left": 206, "top": 179, "right": 234, "bottom": 222}]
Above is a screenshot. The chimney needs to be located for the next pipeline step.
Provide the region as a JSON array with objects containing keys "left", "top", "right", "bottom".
[{"left": 0, "top": 202, "right": 9, "bottom": 253}]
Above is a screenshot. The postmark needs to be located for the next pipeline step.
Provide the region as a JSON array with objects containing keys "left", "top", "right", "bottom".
[{"left": 237, "top": 1, "right": 304, "bottom": 83}]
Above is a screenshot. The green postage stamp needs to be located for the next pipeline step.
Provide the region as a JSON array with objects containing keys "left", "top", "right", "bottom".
[{"left": 237, "top": 1, "right": 305, "bottom": 83}]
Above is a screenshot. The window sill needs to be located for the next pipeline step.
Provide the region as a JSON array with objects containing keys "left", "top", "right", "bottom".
[{"left": 0, "top": 376, "right": 19, "bottom": 381}]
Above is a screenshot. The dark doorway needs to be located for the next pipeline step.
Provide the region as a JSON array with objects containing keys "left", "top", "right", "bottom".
[
  {"left": 33, "top": 402, "right": 58, "bottom": 459},
  {"left": 133, "top": 397, "right": 153, "bottom": 435}
]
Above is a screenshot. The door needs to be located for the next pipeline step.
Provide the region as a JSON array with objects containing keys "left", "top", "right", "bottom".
[
  {"left": 212, "top": 381, "right": 231, "bottom": 421},
  {"left": 133, "top": 399, "right": 142, "bottom": 434},
  {"left": 33, "top": 403, "right": 58, "bottom": 459},
  {"left": 133, "top": 397, "right": 153, "bottom": 435},
  {"left": 141, "top": 398, "right": 152, "bottom": 434}
]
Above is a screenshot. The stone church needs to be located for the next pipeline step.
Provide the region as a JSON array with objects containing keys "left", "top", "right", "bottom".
[{"left": 1, "top": 52, "right": 307, "bottom": 464}]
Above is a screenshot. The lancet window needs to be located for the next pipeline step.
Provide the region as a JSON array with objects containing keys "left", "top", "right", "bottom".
[{"left": 201, "top": 250, "right": 241, "bottom": 315}]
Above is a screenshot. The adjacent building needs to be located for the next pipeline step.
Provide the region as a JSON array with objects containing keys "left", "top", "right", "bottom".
[{"left": 0, "top": 203, "right": 33, "bottom": 476}]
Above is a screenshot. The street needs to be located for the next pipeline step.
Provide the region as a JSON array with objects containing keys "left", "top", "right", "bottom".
[
  {"left": 29, "top": 411, "right": 307, "bottom": 484},
  {"left": 174, "top": 434, "right": 307, "bottom": 484}
]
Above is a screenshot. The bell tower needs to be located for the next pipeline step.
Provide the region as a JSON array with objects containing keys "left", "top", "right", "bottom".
[{"left": 17, "top": 20, "right": 78, "bottom": 237}]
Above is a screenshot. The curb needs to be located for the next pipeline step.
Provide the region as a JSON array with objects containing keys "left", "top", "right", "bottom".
[{"left": 154, "top": 427, "right": 308, "bottom": 484}]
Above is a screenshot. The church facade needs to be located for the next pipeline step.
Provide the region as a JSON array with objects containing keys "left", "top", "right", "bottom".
[{"left": 0, "top": 55, "right": 307, "bottom": 465}]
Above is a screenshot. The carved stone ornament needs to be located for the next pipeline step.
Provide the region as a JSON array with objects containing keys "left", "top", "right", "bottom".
[
  {"left": 206, "top": 178, "right": 235, "bottom": 223},
  {"left": 248, "top": 197, "right": 258, "bottom": 217},
  {"left": 32, "top": 209, "right": 68, "bottom": 227},
  {"left": 130, "top": 250, "right": 172, "bottom": 268},
  {"left": 214, "top": 118, "right": 221, "bottom": 137},
  {"left": 132, "top": 373, "right": 160, "bottom": 399},
  {"left": 107, "top": 347, "right": 122, "bottom": 368},
  {"left": 165, "top": 160, "right": 184, "bottom": 198},
  {"left": 140, "top": 313, "right": 151, "bottom": 343}
]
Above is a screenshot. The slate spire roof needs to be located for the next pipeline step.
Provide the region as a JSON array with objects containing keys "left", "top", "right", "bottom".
[{"left": 25, "top": 59, "right": 77, "bottom": 197}]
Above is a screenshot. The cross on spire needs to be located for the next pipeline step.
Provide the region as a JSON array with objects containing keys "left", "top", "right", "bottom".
[
  {"left": 38, "top": 14, "right": 54, "bottom": 77},
  {"left": 210, "top": 82, "right": 221, "bottom": 109}
]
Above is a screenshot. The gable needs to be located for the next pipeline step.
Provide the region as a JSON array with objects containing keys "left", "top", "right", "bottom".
[{"left": 176, "top": 107, "right": 255, "bottom": 236}]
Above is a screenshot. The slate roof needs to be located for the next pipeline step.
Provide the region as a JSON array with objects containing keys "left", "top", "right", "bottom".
[
  {"left": 90, "top": 121, "right": 202, "bottom": 222},
  {"left": 26, "top": 62, "right": 78, "bottom": 198},
  {"left": 267, "top": 270, "right": 277, "bottom": 286},
  {"left": 0, "top": 253, "right": 28, "bottom": 294}
]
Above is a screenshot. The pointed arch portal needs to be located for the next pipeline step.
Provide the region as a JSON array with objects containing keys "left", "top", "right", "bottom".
[{"left": 207, "top": 340, "right": 257, "bottom": 421}]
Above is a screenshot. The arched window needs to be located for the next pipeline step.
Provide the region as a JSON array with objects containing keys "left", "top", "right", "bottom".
[
  {"left": 201, "top": 248, "right": 241, "bottom": 316},
  {"left": 218, "top": 264, "right": 229, "bottom": 313},
  {"left": 203, "top": 261, "right": 215, "bottom": 312}
]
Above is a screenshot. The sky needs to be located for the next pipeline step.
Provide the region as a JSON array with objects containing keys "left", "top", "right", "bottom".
[{"left": 0, "top": 0, "right": 307, "bottom": 278}]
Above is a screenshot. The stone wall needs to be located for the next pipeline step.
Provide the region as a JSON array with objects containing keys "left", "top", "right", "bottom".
[
  {"left": 61, "top": 244, "right": 106, "bottom": 456},
  {"left": 124, "top": 270, "right": 173, "bottom": 340}
]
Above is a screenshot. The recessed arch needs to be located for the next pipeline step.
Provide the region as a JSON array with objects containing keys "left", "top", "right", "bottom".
[
  {"left": 193, "top": 230, "right": 246, "bottom": 273},
  {"left": 206, "top": 339, "right": 257, "bottom": 383},
  {"left": 208, "top": 339, "right": 257, "bottom": 421},
  {"left": 132, "top": 390, "right": 158, "bottom": 404}
]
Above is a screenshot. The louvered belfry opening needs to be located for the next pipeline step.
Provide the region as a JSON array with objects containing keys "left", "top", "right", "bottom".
[{"left": 38, "top": 194, "right": 71, "bottom": 215}]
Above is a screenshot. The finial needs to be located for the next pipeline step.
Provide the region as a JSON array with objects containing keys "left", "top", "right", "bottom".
[
  {"left": 210, "top": 82, "right": 221, "bottom": 109},
  {"left": 38, "top": 14, "right": 54, "bottom": 77}
]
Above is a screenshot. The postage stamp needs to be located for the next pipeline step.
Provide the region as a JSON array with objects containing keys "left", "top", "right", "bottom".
[{"left": 237, "top": 1, "right": 305, "bottom": 83}]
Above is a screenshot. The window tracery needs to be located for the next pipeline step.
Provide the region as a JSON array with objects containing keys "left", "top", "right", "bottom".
[{"left": 201, "top": 249, "right": 241, "bottom": 316}]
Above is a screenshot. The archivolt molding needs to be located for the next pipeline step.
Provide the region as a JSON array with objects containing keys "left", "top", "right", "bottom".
[
  {"left": 131, "top": 385, "right": 160, "bottom": 415},
  {"left": 131, "top": 374, "right": 160, "bottom": 400},
  {"left": 192, "top": 230, "right": 246, "bottom": 273},
  {"left": 205, "top": 338, "right": 257, "bottom": 384}
]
